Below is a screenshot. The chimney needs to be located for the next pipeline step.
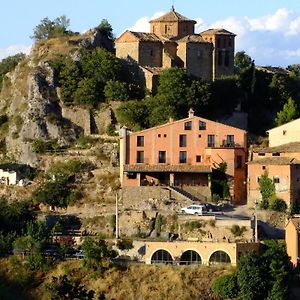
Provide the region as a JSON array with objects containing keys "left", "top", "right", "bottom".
[
  {"left": 169, "top": 117, "right": 174, "bottom": 123},
  {"left": 188, "top": 108, "right": 194, "bottom": 118}
]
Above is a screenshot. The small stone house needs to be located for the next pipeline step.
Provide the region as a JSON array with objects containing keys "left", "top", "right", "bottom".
[{"left": 115, "top": 6, "right": 235, "bottom": 92}]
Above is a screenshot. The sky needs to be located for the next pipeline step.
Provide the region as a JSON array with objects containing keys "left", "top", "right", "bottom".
[{"left": 1, "top": 0, "right": 300, "bottom": 67}]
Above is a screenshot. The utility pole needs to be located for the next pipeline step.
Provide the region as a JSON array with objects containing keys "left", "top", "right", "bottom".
[
  {"left": 254, "top": 200, "right": 258, "bottom": 242},
  {"left": 115, "top": 193, "right": 119, "bottom": 240}
]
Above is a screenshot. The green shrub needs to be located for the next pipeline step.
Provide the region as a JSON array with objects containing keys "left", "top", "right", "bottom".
[
  {"left": 32, "top": 139, "right": 47, "bottom": 153},
  {"left": 183, "top": 221, "right": 203, "bottom": 231},
  {"left": 212, "top": 273, "right": 238, "bottom": 299},
  {"left": 230, "top": 225, "right": 246, "bottom": 237},
  {"left": 106, "top": 123, "right": 117, "bottom": 136},
  {"left": 116, "top": 238, "right": 134, "bottom": 251},
  {"left": 104, "top": 80, "right": 129, "bottom": 101},
  {"left": 269, "top": 198, "right": 287, "bottom": 212}
]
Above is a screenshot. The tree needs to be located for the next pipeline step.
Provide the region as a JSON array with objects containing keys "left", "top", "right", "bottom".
[
  {"left": 234, "top": 51, "right": 252, "bottom": 73},
  {"left": 59, "top": 59, "right": 81, "bottom": 105},
  {"left": 258, "top": 171, "right": 276, "bottom": 209},
  {"left": 81, "top": 236, "right": 117, "bottom": 273},
  {"left": 96, "top": 19, "right": 114, "bottom": 40},
  {"left": 74, "top": 78, "right": 99, "bottom": 107},
  {"left": 32, "top": 15, "right": 70, "bottom": 41},
  {"left": 155, "top": 67, "right": 189, "bottom": 119},
  {"left": 211, "top": 162, "right": 230, "bottom": 200},
  {"left": 104, "top": 80, "right": 129, "bottom": 101},
  {"left": 32, "top": 179, "right": 80, "bottom": 208},
  {"left": 262, "top": 240, "right": 289, "bottom": 300},
  {"left": 275, "top": 97, "right": 298, "bottom": 126},
  {"left": 237, "top": 251, "right": 267, "bottom": 300},
  {"left": 212, "top": 273, "right": 238, "bottom": 299},
  {"left": 116, "top": 100, "right": 149, "bottom": 130}
]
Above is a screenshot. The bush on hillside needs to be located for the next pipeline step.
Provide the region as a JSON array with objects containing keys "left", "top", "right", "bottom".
[{"left": 212, "top": 273, "right": 238, "bottom": 299}]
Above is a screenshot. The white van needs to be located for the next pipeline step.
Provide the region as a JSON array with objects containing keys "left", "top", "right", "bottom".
[{"left": 181, "top": 205, "right": 207, "bottom": 215}]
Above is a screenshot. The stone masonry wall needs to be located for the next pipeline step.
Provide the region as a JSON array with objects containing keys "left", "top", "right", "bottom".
[{"left": 62, "top": 106, "right": 91, "bottom": 135}]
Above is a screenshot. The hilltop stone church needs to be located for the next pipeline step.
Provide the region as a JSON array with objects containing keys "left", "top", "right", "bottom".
[{"left": 115, "top": 6, "right": 236, "bottom": 92}]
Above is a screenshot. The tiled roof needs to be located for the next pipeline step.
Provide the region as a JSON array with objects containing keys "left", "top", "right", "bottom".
[
  {"left": 124, "top": 164, "right": 212, "bottom": 173},
  {"left": 248, "top": 157, "right": 300, "bottom": 165},
  {"left": 200, "top": 28, "right": 235, "bottom": 36},
  {"left": 141, "top": 66, "right": 163, "bottom": 75},
  {"left": 127, "top": 115, "right": 247, "bottom": 136},
  {"left": 150, "top": 7, "right": 196, "bottom": 23},
  {"left": 176, "top": 34, "right": 208, "bottom": 43},
  {"left": 292, "top": 218, "right": 300, "bottom": 231},
  {"left": 130, "top": 31, "right": 162, "bottom": 42},
  {"left": 254, "top": 142, "right": 300, "bottom": 153}
]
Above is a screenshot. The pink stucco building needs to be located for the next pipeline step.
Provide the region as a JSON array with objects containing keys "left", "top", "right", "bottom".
[{"left": 120, "top": 110, "right": 247, "bottom": 204}]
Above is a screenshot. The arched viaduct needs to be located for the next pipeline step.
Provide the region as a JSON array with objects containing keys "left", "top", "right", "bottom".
[{"left": 144, "top": 241, "right": 260, "bottom": 266}]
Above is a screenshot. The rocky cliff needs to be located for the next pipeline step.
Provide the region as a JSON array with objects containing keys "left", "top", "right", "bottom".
[{"left": 0, "top": 29, "right": 115, "bottom": 167}]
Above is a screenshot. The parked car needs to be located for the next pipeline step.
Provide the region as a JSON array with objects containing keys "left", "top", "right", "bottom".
[
  {"left": 75, "top": 249, "right": 84, "bottom": 259},
  {"left": 181, "top": 205, "right": 207, "bottom": 215}
]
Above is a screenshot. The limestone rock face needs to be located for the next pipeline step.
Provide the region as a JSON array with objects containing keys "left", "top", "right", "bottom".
[
  {"left": 0, "top": 31, "right": 117, "bottom": 167},
  {"left": 1, "top": 57, "right": 79, "bottom": 166}
]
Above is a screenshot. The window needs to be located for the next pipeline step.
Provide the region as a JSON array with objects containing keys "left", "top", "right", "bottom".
[
  {"left": 137, "top": 136, "right": 144, "bottom": 147},
  {"left": 158, "top": 134, "right": 161, "bottom": 138},
  {"left": 283, "top": 130, "right": 287, "bottom": 135},
  {"left": 218, "top": 50, "right": 223, "bottom": 66},
  {"left": 184, "top": 121, "right": 192, "bottom": 130},
  {"left": 179, "top": 134, "right": 187, "bottom": 147},
  {"left": 225, "top": 50, "right": 230, "bottom": 66},
  {"left": 258, "top": 153, "right": 265, "bottom": 156},
  {"left": 223, "top": 38, "right": 226, "bottom": 48},
  {"left": 226, "top": 135, "right": 234, "bottom": 146},
  {"left": 150, "top": 49, "right": 153, "bottom": 56},
  {"left": 273, "top": 177, "right": 280, "bottom": 184},
  {"left": 236, "top": 155, "right": 242, "bottom": 169},
  {"left": 164, "top": 134, "right": 167, "bottom": 138},
  {"left": 196, "top": 155, "right": 202, "bottom": 163},
  {"left": 198, "top": 134, "right": 202, "bottom": 138},
  {"left": 179, "top": 151, "right": 187, "bottom": 163},
  {"left": 199, "top": 121, "right": 206, "bottom": 130},
  {"left": 207, "top": 135, "right": 215, "bottom": 147},
  {"left": 262, "top": 166, "right": 266, "bottom": 170},
  {"left": 127, "top": 172, "right": 136, "bottom": 179},
  {"left": 272, "top": 152, "right": 280, "bottom": 156},
  {"left": 158, "top": 151, "right": 166, "bottom": 163},
  {"left": 137, "top": 151, "right": 144, "bottom": 163}
]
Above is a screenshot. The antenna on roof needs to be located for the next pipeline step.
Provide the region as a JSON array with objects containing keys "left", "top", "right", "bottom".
[{"left": 172, "top": 0, "right": 175, "bottom": 11}]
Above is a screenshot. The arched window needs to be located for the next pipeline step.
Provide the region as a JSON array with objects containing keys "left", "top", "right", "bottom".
[
  {"left": 180, "top": 250, "right": 202, "bottom": 265},
  {"left": 209, "top": 250, "right": 231, "bottom": 264},
  {"left": 151, "top": 249, "right": 173, "bottom": 264}
]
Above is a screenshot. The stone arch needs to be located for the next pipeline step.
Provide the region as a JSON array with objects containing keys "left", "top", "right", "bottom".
[
  {"left": 209, "top": 250, "right": 231, "bottom": 264},
  {"left": 179, "top": 249, "right": 202, "bottom": 265},
  {"left": 151, "top": 249, "right": 173, "bottom": 264}
]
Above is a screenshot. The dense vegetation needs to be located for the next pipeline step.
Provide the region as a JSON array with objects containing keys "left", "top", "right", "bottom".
[{"left": 212, "top": 240, "right": 290, "bottom": 300}]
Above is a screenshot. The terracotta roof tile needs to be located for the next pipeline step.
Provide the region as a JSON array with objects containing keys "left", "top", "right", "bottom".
[
  {"left": 201, "top": 28, "right": 235, "bottom": 36},
  {"left": 254, "top": 142, "right": 300, "bottom": 153},
  {"left": 130, "top": 31, "right": 162, "bottom": 42},
  {"left": 176, "top": 34, "right": 208, "bottom": 43},
  {"left": 150, "top": 7, "right": 196, "bottom": 23},
  {"left": 248, "top": 157, "right": 300, "bottom": 165}
]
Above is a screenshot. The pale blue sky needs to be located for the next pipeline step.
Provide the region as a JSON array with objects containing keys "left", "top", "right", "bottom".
[{"left": 1, "top": 0, "right": 300, "bottom": 66}]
